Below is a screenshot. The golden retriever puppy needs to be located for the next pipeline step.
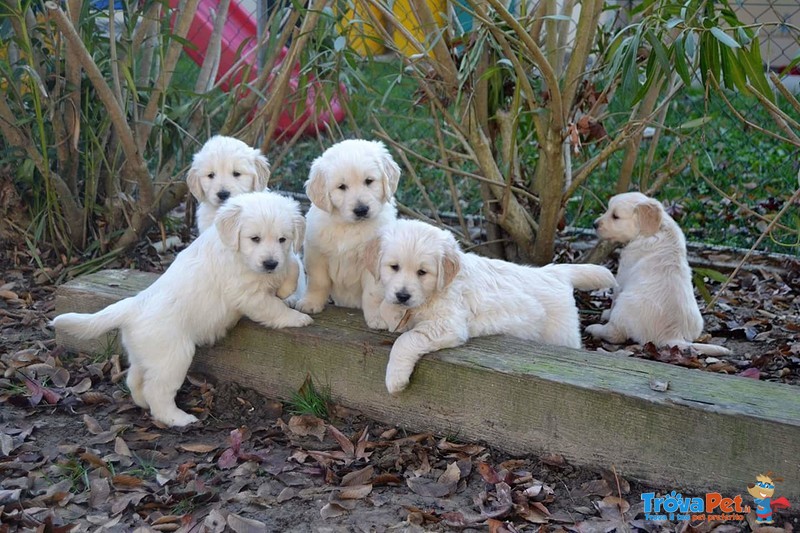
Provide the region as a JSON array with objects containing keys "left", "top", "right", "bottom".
[
  {"left": 586, "top": 192, "right": 731, "bottom": 355},
  {"left": 52, "top": 192, "right": 311, "bottom": 427},
  {"left": 187, "top": 135, "right": 271, "bottom": 233},
  {"left": 294, "top": 139, "right": 400, "bottom": 328},
  {"left": 366, "top": 220, "right": 616, "bottom": 394}
]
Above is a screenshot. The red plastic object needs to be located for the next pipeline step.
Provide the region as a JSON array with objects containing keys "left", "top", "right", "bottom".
[{"left": 171, "top": 0, "right": 345, "bottom": 137}]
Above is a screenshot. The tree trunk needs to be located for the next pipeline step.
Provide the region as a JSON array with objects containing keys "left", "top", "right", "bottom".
[{"left": 532, "top": 128, "right": 564, "bottom": 265}]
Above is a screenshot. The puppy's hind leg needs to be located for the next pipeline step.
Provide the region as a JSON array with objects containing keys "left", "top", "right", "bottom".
[
  {"left": 141, "top": 339, "right": 199, "bottom": 427},
  {"left": 585, "top": 322, "right": 628, "bottom": 344},
  {"left": 125, "top": 363, "right": 148, "bottom": 409}
]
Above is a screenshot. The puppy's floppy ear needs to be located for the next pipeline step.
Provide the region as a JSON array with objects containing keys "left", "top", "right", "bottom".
[
  {"left": 377, "top": 143, "right": 401, "bottom": 201},
  {"left": 215, "top": 202, "right": 243, "bottom": 250},
  {"left": 635, "top": 198, "right": 663, "bottom": 237},
  {"left": 363, "top": 236, "right": 382, "bottom": 281},
  {"left": 252, "top": 150, "right": 271, "bottom": 191},
  {"left": 437, "top": 234, "right": 461, "bottom": 291},
  {"left": 305, "top": 158, "right": 332, "bottom": 212},
  {"left": 186, "top": 164, "right": 205, "bottom": 201}
]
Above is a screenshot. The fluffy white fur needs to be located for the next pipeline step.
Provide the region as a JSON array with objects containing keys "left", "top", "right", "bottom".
[
  {"left": 52, "top": 192, "right": 311, "bottom": 427},
  {"left": 586, "top": 192, "right": 731, "bottom": 356},
  {"left": 187, "top": 135, "right": 271, "bottom": 233},
  {"left": 294, "top": 139, "right": 401, "bottom": 328},
  {"left": 366, "top": 220, "right": 617, "bottom": 394}
]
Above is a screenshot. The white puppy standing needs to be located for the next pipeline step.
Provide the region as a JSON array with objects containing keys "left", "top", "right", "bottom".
[
  {"left": 366, "top": 220, "right": 617, "bottom": 394},
  {"left": 294, "top": 139, "right": 401, "bottom": 328},
  {"left": 586, "top": 192, "right": 731, "bottom": 356},
  {"left": 187, "top": 135, "right": 272, "bottom": 233},
  {"left": 52, "top": 192, "right": 312, "bottom": 427}
]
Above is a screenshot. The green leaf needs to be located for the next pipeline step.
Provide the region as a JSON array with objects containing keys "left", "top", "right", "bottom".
[
  {"left": 632, "top": 53, "right": 660, "bottom": 104},
  {"left": 692, "top": 270, "right": 713, "bottom": 304},
  {"left": 693, "top": 267, "right": 729, "bottom": 284},
  {"left": 666, "top": 17, "right": 683, "bottom": 30},
  {"left": 333, "top": 35, "right": 346, "bottom": 52},
  {"left": 745, "top": 36, "right": 774, "bottom": 102},
  {"left": 699, "top": 32, "right": 721, "bottom": 86},
  {"left": 677, "top": 116, "right": 713, "bottom": 131},
  {"left": 720, "top": 45, "right": 747, "bottom": 92},
  {"left": 710, "top": 27, "right": 740, "bottom": 49},
  {"left": 672, "top": 35, "right": 691, "bottom": 87},
  {"left": 619, "top": 36, "right": 641, "bottom": 104},
  {"left": 540, "top": 14, "right": 574, "bottom": 21},
  {"left": 644, "top": 29, "right": 670, "bottom": 78}
]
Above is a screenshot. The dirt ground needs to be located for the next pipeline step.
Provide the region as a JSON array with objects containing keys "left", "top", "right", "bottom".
[{"left": 1, "top": 239, "right": 799, "bottom": 532}]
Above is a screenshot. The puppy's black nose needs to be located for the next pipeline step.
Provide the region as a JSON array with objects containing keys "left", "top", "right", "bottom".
[
  {"left": 353, "top": 204, "right": 369, "bottom": 219},
  {"left": 263, "top": 259, "right": 279, "bottom": 271},
  {"left": 593, "top": 220, "right": 599, "bottom": 229},
  {"left": 395, "top": 290, "right": 411, "bottom": 304},
  {"left": 217, "top": 190, "right": 231, "bottom": 202}
]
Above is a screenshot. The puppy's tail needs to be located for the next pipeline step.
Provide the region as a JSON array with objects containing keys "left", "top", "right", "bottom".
[
  {"left": 549, "top": 264, "right": 616, "bottom": 291},
  {"left": 51, "top": 298, "right": 134, "bottom": 340},
  {"left": 670, "top": 340, "right": 732, "bottom": 356}
]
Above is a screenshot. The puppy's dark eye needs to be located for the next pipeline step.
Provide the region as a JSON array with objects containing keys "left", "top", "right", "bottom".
[
  {"left": 279, "top": 237, "right": 286, "bottom": 243},
  {"left": 365, "top": 178, "right": 374, "bottom": 186},
  {"left": 611, "top": 213, "right": 619, "bottom": 220},
  {"left": 250, "top": 236, "right": 261, "bottom": 243},
  {"left": 338, "top": 184, "right": 348, "bottom": 191},
  {"left": 390, "top": 264, "right": 399, "bottom": 272},
  {"left": 207, "top": 173, "right": 215, "bottom": 179},
  {"left": 417, "top": 269, "right": 427, "bottom": 276},
  {"left": 233, "top": 171, "right": 241, "bottom": 177}
]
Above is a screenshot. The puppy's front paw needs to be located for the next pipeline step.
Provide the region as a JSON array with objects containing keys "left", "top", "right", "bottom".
[
  {"left": 585, "top": 324, "right": 603, "bottom": 338},
  {"left": 281, "top": 309, "right": 314, "bottom": 328},
  {"left": 294, "top": 297, "right": 325, "bottom": 314},
  {"left": 155, "top": 410, "right": 199, "bottom": 428},
  {"left": 385, "top": 369, "right": 411, "bottom": 395},
  {"left": 365, "top": 314, "right": 388, "bottom": 331}
]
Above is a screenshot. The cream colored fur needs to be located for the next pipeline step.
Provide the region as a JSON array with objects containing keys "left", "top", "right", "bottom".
[
  {"left": 52, "top": 192, "right": 311, "bottom": 427},
  {"left": 366, "top": 220, "right": 616, "bottom": 394},
  {"left": 294, "top": 139, "right": 401, "bottom": 329},
  {"left": 187, "top": 135, "right": 271, "bottom": 233},
  {"left": 586, "top": 192, "right": 731, "bottom": 356}
]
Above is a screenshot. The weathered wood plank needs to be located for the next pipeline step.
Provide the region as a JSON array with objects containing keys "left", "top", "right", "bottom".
[{"left": 55, "top": 269, "right": 800, "bottom": 499}]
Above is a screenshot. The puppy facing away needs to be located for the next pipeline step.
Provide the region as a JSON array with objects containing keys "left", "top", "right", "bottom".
[
  {"left": 586, "top": 192, "right": 731, "bottom": 356},
  {"left": 366, "top": 220, "right": 617, "bottom": 394},
  {"left": 187, "top": 135, "right": 271, "bottom": 233},
  {"left": 294, "top": 139, "right": 401, "bottom": 328},
  {"left": 52, "top": 192, "right": 311, "bottom": 427}
]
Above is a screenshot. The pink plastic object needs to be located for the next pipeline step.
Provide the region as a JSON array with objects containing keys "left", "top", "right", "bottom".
[{"left": 171, "top": 0, "right": 345, "bottom": 137}]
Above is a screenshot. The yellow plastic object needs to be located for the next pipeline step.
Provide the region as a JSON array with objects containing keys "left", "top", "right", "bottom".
[
  {"left": 338, "top": 1, "right": 385, "bottom": 56},
  {"left": 391, "top": 0, "right": 446, "bottom": 57}
]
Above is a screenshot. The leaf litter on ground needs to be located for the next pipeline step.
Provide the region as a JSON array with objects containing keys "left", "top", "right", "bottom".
[{"left": 1, "top": 233, "right": 799, "bottom": 531}]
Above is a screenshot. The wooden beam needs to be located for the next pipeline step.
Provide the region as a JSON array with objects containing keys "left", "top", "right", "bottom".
[{"left": 55, "top": 269, "right": 800, "bottom": 500}]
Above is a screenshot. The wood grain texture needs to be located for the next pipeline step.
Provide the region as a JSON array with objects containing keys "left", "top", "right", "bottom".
[{"left": 55, "top": 269, "right": 800, "bottom": 499}]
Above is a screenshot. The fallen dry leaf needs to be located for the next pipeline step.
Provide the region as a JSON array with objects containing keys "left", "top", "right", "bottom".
[
  {"left": 178, "top": 442, "right": 219, "bottom": 454},
  {"left": 320, "top": 502, "right": 348, "bottom": 519},
  {"left": 83, "top": 414, "right": 104, "bottom": 435},
  {"left": 288, "top": 415, "right": 326, "bottom": 441},
  {"left": 336, "top": 484, "right": 372, "bottom": 500},
  {"left": 226, "top": 512, "right": 267, "bottom": 533},
  {"left": 341, "top": 465, "right": 373, "bottom": 487}
]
